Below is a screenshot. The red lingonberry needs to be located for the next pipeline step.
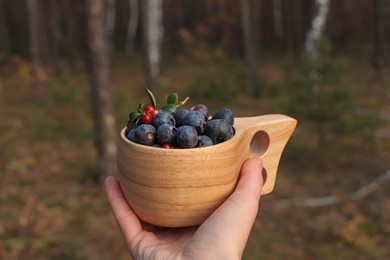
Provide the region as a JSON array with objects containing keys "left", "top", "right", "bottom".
[
  {"left": 150, "top": 109, "right": 158, "bottom": 117},
  {"left": 144, "top": 105, "right": 155, "bottom": 113},
  {"left": 141, "top": 114, "right": 152, "bottom": 124},
  {"left": 162, "top": 144, "right": 171, "bottom": 149}
]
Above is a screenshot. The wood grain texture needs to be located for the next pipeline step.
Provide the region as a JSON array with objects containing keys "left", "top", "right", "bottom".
[{"left": 117, "top": 114, "right": 297, "bottom": 227}]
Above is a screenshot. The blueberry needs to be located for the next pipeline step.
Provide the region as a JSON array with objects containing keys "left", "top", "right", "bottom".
[
  {"left": 176, "top": 126, "right": 198, "bottom": 148},
  {"left": 212, "top": 108, "right": 234, "bottom": 126},
  {"left": 197, "top": 135, "right": 213, "bottom": 147},
  {"left": 126, "top": 120, "right": 138, "bottom": 132},
  {"left": 174, "top": 109, "right": 190, "bottom": 127},
  {"left": 204, "top": 119, "right": 234, "bottom": 144},
  {"left": 183, "top": 111, "right": 206, "bottom": 135},
  {"left": 134, "top": 124, "right": 156, "bottom": 146},
  {"left": 153, "top": 111, "right": 176, "bottom": 128},
  {"left": 190, "top": 104, "right": 209, "bottom": 121},
  {"left": 156, "top": 124, "right": 177, "bottom": 145},
  {"left": 126, "top": 128, "right": 137, "bottom": 142}
]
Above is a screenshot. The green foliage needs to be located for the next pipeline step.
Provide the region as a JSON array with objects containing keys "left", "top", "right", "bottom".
[
  {"left": 281, "top": 39, "right": 379, "bottom": 142},
  {"left": 188, "top": 63, "right": 247, "bottom": 105},
  {"left": 50, "top": 75, "right": 78, "bottom": 105}
]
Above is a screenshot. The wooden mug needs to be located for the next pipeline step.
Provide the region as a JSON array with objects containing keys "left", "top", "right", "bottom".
[{"left": 117, "top": 114, "right": 297, "bottom": 227}]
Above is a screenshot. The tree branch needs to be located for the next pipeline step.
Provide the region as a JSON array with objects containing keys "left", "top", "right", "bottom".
[{"left": 271, "top": 169, "right": 390, "bottom": 208}]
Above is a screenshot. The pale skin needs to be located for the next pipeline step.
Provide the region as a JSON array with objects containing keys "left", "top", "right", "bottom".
[{"left": 105, "top": 157, "right": 264, "bottom": 260}]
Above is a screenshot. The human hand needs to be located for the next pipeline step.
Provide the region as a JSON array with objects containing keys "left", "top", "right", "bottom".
[{"left": 105, "top": 157, "right": 264, "bottom": 260}]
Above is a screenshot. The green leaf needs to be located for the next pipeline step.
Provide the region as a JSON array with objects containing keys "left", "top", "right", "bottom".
[
  {"left": 167, "top": 93, "right": 179, "bottom": 105},
  {"left": 162, "top": 103, "right": 177, "bottom": 114},
  {"left": 129, "top": 111, "right": 141, "bottom": 122},
  {"left": 146, "top": 87, "right": 157, "bottom": 108}
]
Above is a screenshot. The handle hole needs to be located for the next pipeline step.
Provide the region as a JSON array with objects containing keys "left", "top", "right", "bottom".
[
  {"left": 262, "top": 168, "right": 267, "bottom": 185},
  {"left": 250, "top": 131, "right": 270, "bottom": 157}
]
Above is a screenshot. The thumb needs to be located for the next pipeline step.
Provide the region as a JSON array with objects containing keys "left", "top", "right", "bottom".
[{"left": 233, "top": 157, "right": 264, "bottom": 206}]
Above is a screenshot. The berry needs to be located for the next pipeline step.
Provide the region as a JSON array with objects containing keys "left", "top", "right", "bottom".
[
  {"left": 156, "top": 124, "right": 177, "bottom": 145},
  {"left": 191, "top": 104, "right": 209, "bottom": 121},
  {"left": 150, "top": 109, "right": 158, "bottom": 117},
  {"left": 197, "top": 135, "right": 213, "bottom": 147},
  {"left": 212, "top": 108, "right": 234, "bottom": 126},
  {"left": 125, "top": 88, "right": 236, "bottom": 148},
  {"left": 204, "top": 119, "right": 234, "bottom": 144},
  {"left": 183, "top": 111, "right": 206, "bottom": 135},
  {"left": 162, "top": 144, "right": 172, "bottom": 149},
  {"left": 141, "top": 114, "right": 152, "bottom": 124},
  {"left": 153, "top": 111, "right": 176, "bottom": 128},
  {"left": 177, "top": 126, "right": 198, "bottom": 148},
  {"left": 126, "top": 128, "right": 137, "bottom": 142},
  {"left": 134, "top": 124, "right": 156, "bottom": 146},
  {"left": 174, "top": 109, "right": 190, "bottom": 127},
  {"left": 126, "top": 120, "right": 138, "bottom": 132},
  {"left": 144, "top": 105, "right": 155, "bottom": 113}
]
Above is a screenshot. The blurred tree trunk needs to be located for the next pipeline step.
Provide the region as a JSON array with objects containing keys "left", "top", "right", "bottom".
[
  {"left": 292, "top": 0, "right": 304, "bottom": 59},
  {"left": 106, "top": 0, "right": 116, "bottom": 45},
  {"left": 281, "top": 0, "right": 293, "bottom": 54},
  {"left": 3, "top": 0, "right": 29, "bottom": 57},
  {"left": 239, "top": 0, "right": 261, "bottom": 97},
  {"left": 47, "top": 0, "right": 61, "bottom": 65},
  {"left": 86, "top": 0, "right": 117, "bottom": 177},
  {"left": 26, "top": 0, "right": 41, "bottom": 62},
  {"left": 0, "top": 3, "right": 9, "bottom": 60},
  {"left": 141, "top": 0, "right": 163, "bottom": 91},
  {"left": 273, "top": 0, "right": 283, "bottom": 41},
  {"left": 126, "top": 0, "right": 139, "bottom": 56},
  {"left": 26, "top": 0, "right": 46, "bottom": 95},
  {"left": 372, "top": 0, "right": 384, "bottom": 67},
  {"left": 281, "top": 0, "right": 304, "bottom": 60},
  {"left": 251, "top": 0, "right": 261, "bottom": 49},
  {"left": 61, "top": 0, "right": 78, "bottom": 60},
  {"left": 372, "top": 0, "right": 389, "bottom": 97}
]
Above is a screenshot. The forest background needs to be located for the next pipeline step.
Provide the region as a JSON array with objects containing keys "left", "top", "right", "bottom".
[{"left": 0, "top": 0, "right": 389, "bottom": 259}]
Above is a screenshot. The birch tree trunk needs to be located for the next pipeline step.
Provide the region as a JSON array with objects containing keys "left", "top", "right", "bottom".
[
  {"left": 304, "top": 0, "right": 330, "bottom": 59},
  {"left": 86, "top": 0, "right": 117, "bottom": 177},
  {"left": 304, "top": 0, "right": 330, "bottom": 93},
  {"left": 141, "top": 0, "right": 163, "bottom": 91},
  {"left": 304, "top": 0, "right": 330, "bottom": 150},
  {"left": 239, "top": 0, "right": 261, "bottom": 97},
  {"left": 126, "top": 0, "right": 139, "bottom": 56}
]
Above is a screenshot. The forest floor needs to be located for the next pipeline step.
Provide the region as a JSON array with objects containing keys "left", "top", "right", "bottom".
[{"left": 1, "top": 53, "right": 389, "bottom": 259}]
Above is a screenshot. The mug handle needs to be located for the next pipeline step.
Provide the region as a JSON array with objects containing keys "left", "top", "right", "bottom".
[{"left": 235, "top": 114, "right": 297, "bottom": 194}]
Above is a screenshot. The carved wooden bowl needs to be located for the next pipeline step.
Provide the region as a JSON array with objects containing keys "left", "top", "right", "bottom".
[{"left": 117, "top": 114, "right": 296, "bottom": 227}]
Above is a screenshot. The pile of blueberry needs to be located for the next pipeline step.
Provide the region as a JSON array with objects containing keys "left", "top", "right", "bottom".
[{"left": 125, "top": 89, "right": 235, "bottom": 149}]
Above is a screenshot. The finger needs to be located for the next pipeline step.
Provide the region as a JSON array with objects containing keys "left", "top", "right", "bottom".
[
  {"left": 197, "top": 158, "right": 263, "bottom": 254},
  {"left": 232, "top": 157, "right": 263, "bottom": 204},
  {"left": 105, "top": 176, "right": 143, "bottom": 243}
]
